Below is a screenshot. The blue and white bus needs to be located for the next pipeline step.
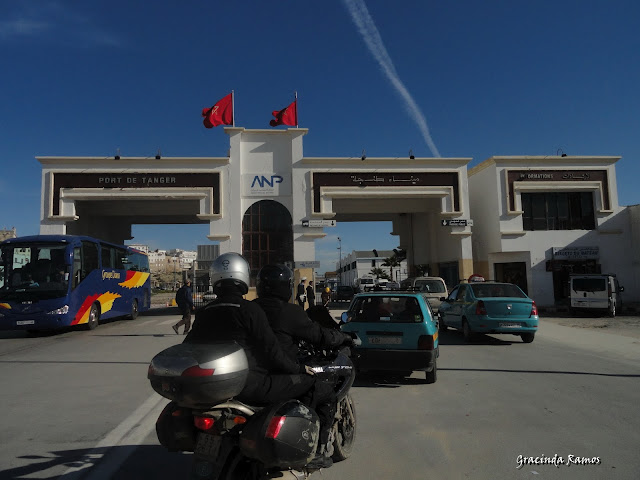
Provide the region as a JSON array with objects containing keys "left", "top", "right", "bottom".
[{"left": 0, "top": 235, "right": 151, "bottom": 331}]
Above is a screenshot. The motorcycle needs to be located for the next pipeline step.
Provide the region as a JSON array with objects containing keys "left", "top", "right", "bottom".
[{"left": 148, "top": 341, "right": 357, "bottom": 479}]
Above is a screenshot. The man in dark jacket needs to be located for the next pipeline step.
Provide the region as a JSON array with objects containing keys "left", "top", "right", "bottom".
[
  {"left": 172, "top": 279, "right": 195, "bottom": 335},
  {"left": 255, "top": 264, "right": 354, "bottom": 468},
  {"left": 296, "top": 277, "right": 307, "bottom": 307},
  {"left": 184, "top": 253, "right": 314, "bottom": 405},
  {"left": 306, "top": 281, "right": 315, "bottom": 308}
]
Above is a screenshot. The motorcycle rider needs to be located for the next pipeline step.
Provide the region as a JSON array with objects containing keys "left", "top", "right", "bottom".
[
  {"left": 255, "top": 264, "right": 355, "bottom": 469},
  {"left": 183, "top": 253, "right": 316, "bottom": 406}
]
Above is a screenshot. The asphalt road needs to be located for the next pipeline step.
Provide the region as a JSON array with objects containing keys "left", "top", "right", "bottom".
[{"left": 0, "top": 305, "right": 638, "bottom": 480}]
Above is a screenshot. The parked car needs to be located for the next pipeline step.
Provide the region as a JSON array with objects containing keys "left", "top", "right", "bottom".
[
  {"left": 399, "top": 276, "right": 448, "bottom": 314},
  {"left": 334, "top": 285, "right": 356, "bottom": 302},
  {"left": 569, "top": 274, "right": 623, "bottom": 317},
  {"left": 339, "top": 291, "right": 439, "bottom": 383},
  {"left": 439, "top": 281, "right": 538, "bottom": 343}
]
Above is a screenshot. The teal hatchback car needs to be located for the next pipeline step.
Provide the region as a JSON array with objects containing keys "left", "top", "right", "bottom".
[
  {"left": 439, "top": 281, "right": 538, "bottom": 343},
  {"left": 340, "top": 292, "right": 439, "bottom": 383}
]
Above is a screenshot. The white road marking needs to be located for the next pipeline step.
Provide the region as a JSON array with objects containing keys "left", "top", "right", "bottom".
[{"left": 59, "top": 393, "right": 167, "bottom": 479}]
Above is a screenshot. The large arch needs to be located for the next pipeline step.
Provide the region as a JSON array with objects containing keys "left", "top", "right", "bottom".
[{"left": 242, "top": 199, "right": 293, "bottom": 280}]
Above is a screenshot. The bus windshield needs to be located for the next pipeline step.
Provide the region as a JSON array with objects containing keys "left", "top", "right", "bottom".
[{"left": 0, "top": 243, "right": 70, "bottom": 300}]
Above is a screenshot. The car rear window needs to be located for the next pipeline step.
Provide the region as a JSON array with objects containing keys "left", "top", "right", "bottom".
[
  {"left": 350, "top": 296, "right": 424, "bottom": 323},
  {"left": 572, "top": 278, "right": 606, "bottom": 292},
  {"left": 471, "top": 284, "right": 527, "bottom": 298},
  {"left": 414, "top": 280, "right": 446, "bottom": 293}
]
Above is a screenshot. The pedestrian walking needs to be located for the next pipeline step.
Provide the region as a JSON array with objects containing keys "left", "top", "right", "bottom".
[
  {"left": 172, "top": 279, "right": 195, "bottom": 335},
  {"left": 296, "top": 277, "right": 307, "bottom": 307},
  {"left": 306, "top": 280, "right": 315, "bottom": 308}
]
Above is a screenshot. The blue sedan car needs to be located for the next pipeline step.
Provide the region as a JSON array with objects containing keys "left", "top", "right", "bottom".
[
  {"left": 439, "top": 281, "right": 538, "bottom": 343},
  {"left": 340, "top": 292, "right": 439, "bottom": 383}
]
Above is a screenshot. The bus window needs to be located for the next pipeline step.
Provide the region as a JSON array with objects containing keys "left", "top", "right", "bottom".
[
  {"left": 102, "top": 245, "right": 114, "bottom": 269},
  {"left": 82, "top": 241, "right": 99, "bottom": 280}
]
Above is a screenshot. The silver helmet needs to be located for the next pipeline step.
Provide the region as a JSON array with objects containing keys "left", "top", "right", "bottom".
[{"left": 210, "top": 252, "right": 250, "bottom": 294}]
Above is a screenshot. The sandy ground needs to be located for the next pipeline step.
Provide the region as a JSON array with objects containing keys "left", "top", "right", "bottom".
[{"left": 539, "top": 314, "right": 640, "bottom": 339}]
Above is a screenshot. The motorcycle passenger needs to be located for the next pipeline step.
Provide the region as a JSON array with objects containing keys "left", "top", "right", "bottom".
[
  {"left": 183, "top": 253, "right": 315, "bottom": 406},
  {"left": 255, "top": 264, "right": 354, "bottom": 469}
]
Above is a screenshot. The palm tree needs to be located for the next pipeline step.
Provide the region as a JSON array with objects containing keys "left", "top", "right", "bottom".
[
  {"left": 369, "top": 267, "right": 388, "bottom": 280},
  {"left": 382, "top": 254, "right": 402, "bottom": 282}
]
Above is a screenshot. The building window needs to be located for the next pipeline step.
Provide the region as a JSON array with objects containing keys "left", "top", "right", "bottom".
[
  {"left": 242, "top": 200, "right": 293, "bottom": 283},
  {"left": 522, "top": 192, "right": 595, "bottom": 231}
]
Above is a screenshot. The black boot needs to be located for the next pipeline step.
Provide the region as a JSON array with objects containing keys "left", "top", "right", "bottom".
[{"left": 307, "top": 443, "right": 333, "bottom": 469}]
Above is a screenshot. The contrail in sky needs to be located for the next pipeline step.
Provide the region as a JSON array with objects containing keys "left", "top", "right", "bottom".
[{"left": 342, "top": 0, "right": 441, "bottom": 157}]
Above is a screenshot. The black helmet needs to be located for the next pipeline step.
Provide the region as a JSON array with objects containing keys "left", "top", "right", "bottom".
[{"left": 257, "top": 264, "right": 293, "bottom": 301}]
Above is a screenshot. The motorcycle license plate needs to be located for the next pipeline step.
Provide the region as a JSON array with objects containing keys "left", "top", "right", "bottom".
[
  {"left": 195, "top": 433, "right": 222, "bottom": 459},
  {"left": 369, "top": 336, "right": 402, "bottom": 345},
  {"left": 499, "top": 322, "right": 521, "bottom": 328}
]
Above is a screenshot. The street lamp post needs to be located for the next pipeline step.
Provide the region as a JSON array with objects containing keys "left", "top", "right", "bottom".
[{"left": 337, "top": 237, "right": 342, "bottom": 287}]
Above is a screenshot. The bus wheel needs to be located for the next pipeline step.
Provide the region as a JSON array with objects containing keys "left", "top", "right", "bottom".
[
  {"left": 86, "top": 305, "right": 99, "bottom": 330},
  {"left": 128, "top": 299, "right": 139, "bottom": 320}
]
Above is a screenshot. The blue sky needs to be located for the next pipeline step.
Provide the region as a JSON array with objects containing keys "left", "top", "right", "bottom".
[{"left": 2, "top": 1, "right": 639, "bottom": 274}]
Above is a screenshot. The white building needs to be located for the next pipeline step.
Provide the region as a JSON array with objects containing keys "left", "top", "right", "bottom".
[
  {"left": 468, "top": 156, "right": 632, "bottom": 307},
  {"left": 338, "top": 250, "right": 409, "bottom": 287}
]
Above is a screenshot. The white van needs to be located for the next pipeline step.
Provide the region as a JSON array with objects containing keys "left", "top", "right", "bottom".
[
  {"left": 354, "top": 277, "right": 376, "bottom": 292},
  {"left": 569, "top": 274, "right": 624, "bottom": 317},
  {"left": 399, "top": 276, "right": 448, "bottom": 313}
]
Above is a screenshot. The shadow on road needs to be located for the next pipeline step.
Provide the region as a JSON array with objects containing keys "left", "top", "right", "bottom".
[{"left": 0, "top": 444, "right": 191, "bottom": 480}]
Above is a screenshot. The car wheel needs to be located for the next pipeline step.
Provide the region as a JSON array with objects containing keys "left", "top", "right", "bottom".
[
  {"left": 521, "top": 333, "right": 535, "bottom": 343},
  {"left": 425, "top": 357, "right": 437, "bottom": 384},
  {"left": 462, "top": 319, "right": 473, "bottom": 343},
  {"left": 85, "top": 304, "right": 99, "bottom": 330},
  {"left": 127, "top": 299, "right": 139, "bottom": 320}
]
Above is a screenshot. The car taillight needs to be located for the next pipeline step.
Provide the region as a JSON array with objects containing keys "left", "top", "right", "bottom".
[
  {"left": 194, "top": 416, "right": 216, "bottom": 431},
  {"left": 181, "top": 365, "right": 215, "bottom": 377},
  {"left": 530, "top": 300, "right": 538, "bottom": 316},
  {"left": 265, "top": 416, "right": 286, "bottom": 439},
  {"left": 475, "top": 300, "right": 487, "bottom": 315},
  {"left": 418, "top": 335, "right": 434, "bottom": 350}
]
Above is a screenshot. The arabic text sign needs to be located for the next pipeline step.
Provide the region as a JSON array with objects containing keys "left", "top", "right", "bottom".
[
  {"left": 441, "top": 219, "right": 473, "bottom": 226},
  {"left": 302, "top": 219, "right": 337, "bottom": 227}
]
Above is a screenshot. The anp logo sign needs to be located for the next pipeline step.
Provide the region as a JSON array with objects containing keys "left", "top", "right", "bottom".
[{"left": 243, "top": 173, "right": 291, "bottom": 196}]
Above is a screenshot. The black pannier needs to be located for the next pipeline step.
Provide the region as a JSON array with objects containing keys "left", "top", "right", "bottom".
[
  {"left": 155, "top": 401, "right": 197, "bottom": 452},
  {"left": 148, "top": 342, "right": 249, "bottom": 408},
  {"left": 239, "top": 399, "right": 320, "bottom": 468}
]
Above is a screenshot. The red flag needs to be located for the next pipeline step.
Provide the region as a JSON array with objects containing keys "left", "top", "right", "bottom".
[
  {"left": 270, "top": 100, "right": 297, "bottom": 127},
  {"left": 202, "top": 93, "right": 233, "bottom": 128}
]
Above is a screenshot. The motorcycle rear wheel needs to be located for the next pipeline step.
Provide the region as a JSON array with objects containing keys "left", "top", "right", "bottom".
[
  {"left": 219, "top": 450, "right": 264, "bottom": 480},
  {"left": 332, "top": 394, "right": 357, "bottom": 461}
]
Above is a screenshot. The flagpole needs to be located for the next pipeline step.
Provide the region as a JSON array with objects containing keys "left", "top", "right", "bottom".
[
  {"left": 294, "top": 91, "right": 298, "bottom": 128},
  {"left": 232, "top": 90, "right": 235, "bottom": 127}
]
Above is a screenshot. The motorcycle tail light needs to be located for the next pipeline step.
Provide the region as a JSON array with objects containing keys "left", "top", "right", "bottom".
[
  {"left": 530, "top": 301, "right": 538, "bottom": 316},
  {"left": 265, "top": 416, "right": 286, "bottom": 439},
  {"left": 475, "top": 300, "right": 487, "bottom": 316},
  {"left": 181, "top": 365, "right": 215, "bottom": 377},
  {"left": 194, "top": 416, "right": 216, "bottom": 431},
  {"left": 417, "top": 335, "right": 434, "bottom": 350}
]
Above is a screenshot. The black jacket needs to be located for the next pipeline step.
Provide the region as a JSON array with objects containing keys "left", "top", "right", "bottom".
[
  {"left": 184, "top": 292, "right": 302, "bottom": 376},
  {"left": 254, "top": 297, "right": 351, "bottom": 363},
  {"left": 175, "top": 285, "right": 193, "bottom": 309}
]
